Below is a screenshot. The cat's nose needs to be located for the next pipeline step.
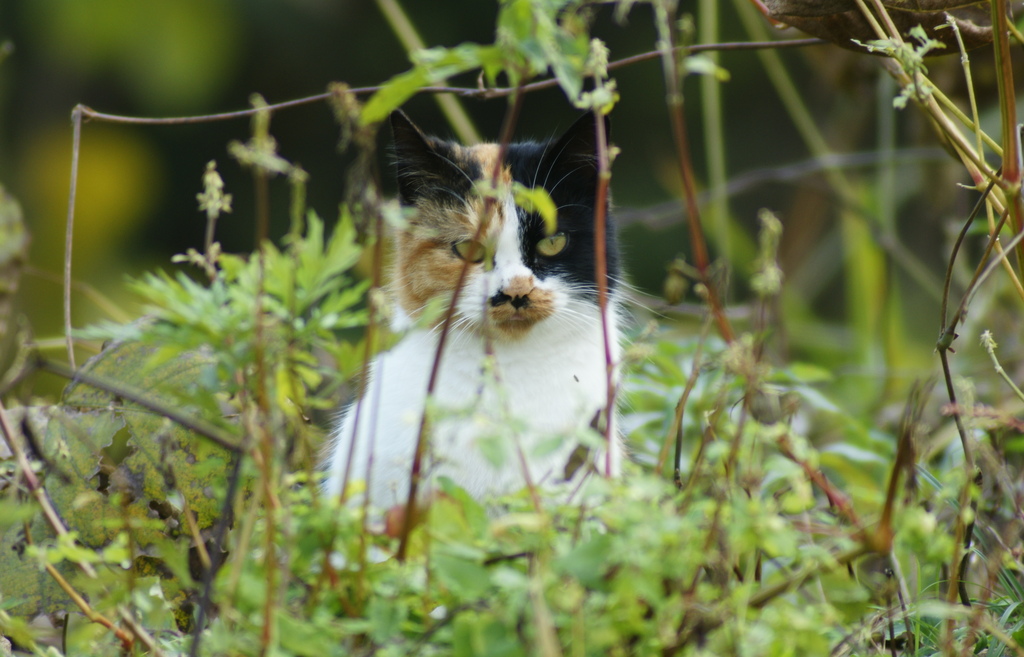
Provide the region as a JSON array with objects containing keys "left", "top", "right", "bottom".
[{"left": 489, "top": 291, "right": 531, "bottom": 309}]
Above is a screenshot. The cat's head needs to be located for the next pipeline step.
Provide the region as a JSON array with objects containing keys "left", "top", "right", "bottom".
[{"left": 388, "top": 110, "right": 619, "bottom": 339}]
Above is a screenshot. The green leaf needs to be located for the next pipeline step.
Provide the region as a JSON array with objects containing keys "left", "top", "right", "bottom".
[
  {"left": 780, "top": 362, "right": 834, "bottom": 384},
  {"left": 513, "top": 183, "right": 557, "bottom": 234},
  {"left": 453, "top": 611, "right": 526, "bottom": 657},
  {"left": 361, "top": 68, "right": 430, "bottom": 125},
  {"left": 361, "top": 44, "right": 498, "bottom": 125},
  {"left": 554, "top": 534, "right": 611, "bottom": 588},
  {"left": 277, "top": 613, "right": 346, "bottom": 656},
  {"left": 367, "top": 596, "right": 409, "bottom": 644},
  {"left": 432, "top": 552, "right": 492, "bottom": 599},
  {"left": 684, "top": 53, "right": 731, "bottom": 81},
  {"left": 497, "top": 0, "right": 590, "bottom": 100}
]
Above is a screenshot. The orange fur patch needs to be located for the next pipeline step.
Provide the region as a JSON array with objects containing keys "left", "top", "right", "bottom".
[
  {"left": 392, "top": 232, "right": 464, "bottom": 317},
  {"left": 467, "top": 144, "right": 510, "bottom": 187}
]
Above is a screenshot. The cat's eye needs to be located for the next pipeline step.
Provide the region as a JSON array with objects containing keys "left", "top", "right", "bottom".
[
  {"left": 452, "top": 239, "right": 486, "bottom": 263},
  {"left": 536, "top": 232, "right": 568, "bottom": 257}
]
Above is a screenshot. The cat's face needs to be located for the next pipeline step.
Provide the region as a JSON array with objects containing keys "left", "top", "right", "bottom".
[{"left": 389, "top": 111, "right": 619, "bottom": 339}]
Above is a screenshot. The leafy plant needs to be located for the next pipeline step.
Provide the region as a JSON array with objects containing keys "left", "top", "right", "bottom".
[{"left": 2, "top": 1, "right": 1024, "bottom": 656}]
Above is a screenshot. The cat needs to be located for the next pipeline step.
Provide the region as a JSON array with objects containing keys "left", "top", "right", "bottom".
[{"left": 322, "top": 110, "right": 624, "bottom": 510}]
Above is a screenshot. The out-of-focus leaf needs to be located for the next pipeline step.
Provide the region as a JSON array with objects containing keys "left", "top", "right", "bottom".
[
  {"left": 0, "top": 512, "right": 75, "bottom": 617},
  {"left": 0, "top": 185, "right": 28, "bottom": 382},
  {"left": 61, "top": 341, "right": 233, "bottom": 542},
  {"left": 0, "top": 341, "right": 234, "bottom": 619},
  {"left": 513, "top": 184, "right": 558, "bottom": 234},
  {"left": 498, "top": 0, "right": 590, "bottom": 98},
  {"left": 24, "top": 0, "right": 242, "bottom": 112},
  {"left": 553, "top": 534, "right": 612, "bottom": 588}
]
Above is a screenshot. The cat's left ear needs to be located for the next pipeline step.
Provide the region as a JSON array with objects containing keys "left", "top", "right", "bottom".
[
  {"left": 390, "top": 110, "right": 437, "bottom": 205},
  {"left": 541, "top": 112, "right": 610, "bottom": 190}
]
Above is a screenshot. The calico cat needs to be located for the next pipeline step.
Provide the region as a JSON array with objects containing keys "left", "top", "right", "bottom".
[{"left": 322, "top": 110, "right": 624, "bottom": 509}]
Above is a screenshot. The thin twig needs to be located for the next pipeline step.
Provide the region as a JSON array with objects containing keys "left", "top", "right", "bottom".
[
  {"left": 39, "top": 559, "right": 132, "bottom": 649},
  {"left": 659, "top": 317, "right": 710, "bottom": 478},
  {"left": 64, "top": 107, "right": 83, "bottom": 368},
  {"left": 189, "top": 450, "right": 245, "bottom": 657},
  {"left": 654, "top": 0, "right": 734, "bottom": 343},
  {"left": 592, "top": 109, "right": 617, "bottom": 475},
  {"left": 677, "top": 542, "right": 871, "bottom": 646},
  {"left": 71, "top": 39, "right": 824, "bottom": 127}
]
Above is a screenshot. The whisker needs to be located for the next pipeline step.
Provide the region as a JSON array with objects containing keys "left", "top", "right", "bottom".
[
  {"left": 530, "top": 127, "right": 562, "bottom": 190},
  {"left": 546, "top": 163, "right": 591, "bottom": 197},
  {"left": 540, "top": 134, "right": 579, "bottom": 190}
]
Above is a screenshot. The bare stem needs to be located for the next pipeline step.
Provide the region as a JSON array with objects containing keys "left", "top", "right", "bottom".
[
  {"left": 591, "top": 110, "right": 617, "bottom": 475},
  {"left": 64, "top": 107, "right": 83, "bottom": 369},
  {"left": 654, "top": 0, "right": 734, "bottom": 342},
  {"left": 395, "top": 89, "right": 526, "bottom": 562}
]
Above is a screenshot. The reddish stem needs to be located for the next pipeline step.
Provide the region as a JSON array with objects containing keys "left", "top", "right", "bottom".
[
  {"left": 592, "top": 111, "right": 617, "bottom": 475},
  {"left": 395, "top": 89, "right": 526, "bottom": 562}
]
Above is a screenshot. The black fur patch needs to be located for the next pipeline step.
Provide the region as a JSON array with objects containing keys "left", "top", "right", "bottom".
[{"left": 505, "top": 113, "right": 619, "bottom": 297}]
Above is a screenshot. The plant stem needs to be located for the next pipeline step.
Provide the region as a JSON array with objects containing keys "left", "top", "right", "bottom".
[
  {"left": 654, "top": 0, "right": 734, "bottom": 342},
  {"left": 992, "top": 0, "right": 1024, "bottom": 281},
  {"left": 64, "top": 106, "right": 83, "bottom": 369},
  {"left": 699, "top": 0, "right": 730, "bottom": 258},
  {"left": 396, "top": 88, "right": 526, "bottom": 562},
  {"left": 592, "top": 109, "right": 617, "bottom": 474}
]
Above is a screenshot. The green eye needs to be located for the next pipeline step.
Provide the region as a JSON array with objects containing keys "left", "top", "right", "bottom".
[
  {"left": 536, "top": 232, "right": 568, "bottom": 257},
  {"left": 452, "top": 239, "right": 486, "bottom": 263}
]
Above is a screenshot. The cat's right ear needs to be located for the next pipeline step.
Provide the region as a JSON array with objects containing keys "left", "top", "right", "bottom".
[{"left": 390, "top": 110, "right": 436, "bottom": 205}]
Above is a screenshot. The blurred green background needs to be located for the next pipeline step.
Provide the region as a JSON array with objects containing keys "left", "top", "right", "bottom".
[{"left": 0, "top": 0, "right": 1002, "bottom": 406}]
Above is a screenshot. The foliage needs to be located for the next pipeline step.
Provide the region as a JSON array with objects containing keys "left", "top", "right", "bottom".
[{"left": 2, "top": 0, "right": 1024, "bottom": 656}]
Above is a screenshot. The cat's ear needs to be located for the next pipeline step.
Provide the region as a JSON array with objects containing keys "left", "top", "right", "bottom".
[
  {"left": 540, "top": 112, "right": 609, "bottom": 193},
  {"left": 390, "top": 110, "right": 470, "bottom": 205},
  {"left": 390, "top": 110, "right": 430, "bottom": 161},
  {"left": 390, "top": 110, "right": 434, "bottom": 204}
]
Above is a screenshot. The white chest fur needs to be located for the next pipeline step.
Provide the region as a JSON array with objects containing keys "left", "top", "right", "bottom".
[{"left": 322, "top": 303, "right": 621, "bottom": 508}]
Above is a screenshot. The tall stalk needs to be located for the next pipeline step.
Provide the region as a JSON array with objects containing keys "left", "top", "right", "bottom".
[{"left": 992, "top": 0, "right": 1024, "bottom": 279}]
